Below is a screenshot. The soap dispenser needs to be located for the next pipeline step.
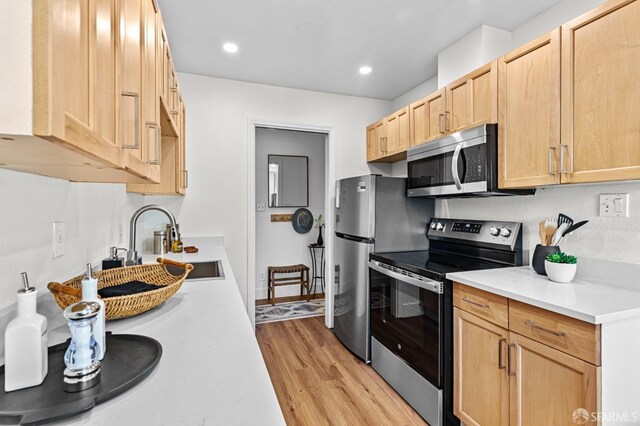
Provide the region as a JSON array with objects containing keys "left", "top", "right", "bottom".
[
  {"left": 81, "top": 264, "right": 106, "bottom": 360},
  {"left": 102, "top": 247, "right": 126, "bottom": 270},
  {"left": 4, "top": 273, "right": 49, "bottom": 392}
]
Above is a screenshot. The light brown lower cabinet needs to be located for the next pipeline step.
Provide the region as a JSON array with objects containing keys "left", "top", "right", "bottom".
[
  {"left": 454, "top": 308, "right": 509, "bottom": 426},
  {"left": 454, "top": 307, "right": 599, "bottom": 426}
]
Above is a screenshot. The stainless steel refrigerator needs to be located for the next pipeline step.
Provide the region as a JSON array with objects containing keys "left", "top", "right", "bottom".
[{"left": 333, "top": 175, "right": 434, "bottom": 361}]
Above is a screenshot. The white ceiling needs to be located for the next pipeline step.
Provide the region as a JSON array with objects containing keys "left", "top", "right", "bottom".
[{"left": 157, "top": 0, "right": 563, "bottom": 100}]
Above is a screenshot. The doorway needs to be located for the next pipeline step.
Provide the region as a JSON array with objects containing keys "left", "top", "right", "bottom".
[{"left": 247, "top": 119, "right": 336, "bottom": 330}]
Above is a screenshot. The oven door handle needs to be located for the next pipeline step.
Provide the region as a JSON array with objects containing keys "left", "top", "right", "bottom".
[
  {"left": 451, "top": 143, "right": 463, "bottom": 190},
  {"left": 369, "top": 260, "right": 443, "bottom": 294}
]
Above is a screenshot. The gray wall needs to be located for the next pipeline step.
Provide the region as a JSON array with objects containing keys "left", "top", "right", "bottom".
[{"left": 255, "top": 128, "right": 326, "bottom": 299}]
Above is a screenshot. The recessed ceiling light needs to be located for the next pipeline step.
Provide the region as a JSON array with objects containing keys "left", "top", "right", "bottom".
[
  {"left": 223, "top": 42, "right": 239, "bottom": 53},
  {"left": 359, "top": 66, "right": 372, "bottom": 75}
]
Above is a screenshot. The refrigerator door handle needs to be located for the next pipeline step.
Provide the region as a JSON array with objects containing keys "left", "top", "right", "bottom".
[{"left": 335, "top": 180, "right": 341, "bottom": 209}]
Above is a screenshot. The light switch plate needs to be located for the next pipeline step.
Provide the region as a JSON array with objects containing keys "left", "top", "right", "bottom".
[
  {"left": 256, "top": 203, "right": 266, "bottom": 212},
  {"left": 53, "top": 221, "right": 65, "bottom": 257},
  {"left": 600, "top": 193, "right": 629, "bottom": 217}
]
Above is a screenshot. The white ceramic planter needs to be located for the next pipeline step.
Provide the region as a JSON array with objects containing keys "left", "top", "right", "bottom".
[{"left": 544, "top": 260, "right": 577, "bottom": 283}]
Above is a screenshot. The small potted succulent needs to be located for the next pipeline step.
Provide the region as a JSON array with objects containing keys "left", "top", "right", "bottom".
[{"left": 545, "top": 252, "right": 578, "bottom": 283}]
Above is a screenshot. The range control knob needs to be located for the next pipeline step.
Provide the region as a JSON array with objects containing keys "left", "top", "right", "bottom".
[
  {"left": 500, "top": 227, "right": 512, "bottom": 238},
  {"left": 430, "top": 222, "right": 437, "bottom": 230},
  {"left": 489, "top": 226, "right": 500, "bottom": 236},
  {"left": 436, "top": 223, "right": 444, "bottom": 231}
]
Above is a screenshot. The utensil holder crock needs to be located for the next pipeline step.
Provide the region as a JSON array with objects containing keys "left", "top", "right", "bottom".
[{"left": 531, "top": 245, "right": 561, "bottom": 275}]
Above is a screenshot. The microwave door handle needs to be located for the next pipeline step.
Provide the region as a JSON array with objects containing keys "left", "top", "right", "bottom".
[{"left": 452, "top": 143, "right": 463, "bottom": 190}]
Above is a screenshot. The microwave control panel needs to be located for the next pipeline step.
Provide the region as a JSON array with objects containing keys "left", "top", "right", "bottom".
[{"left": 462, "top": 145, "right": 486, "bottom": 183}]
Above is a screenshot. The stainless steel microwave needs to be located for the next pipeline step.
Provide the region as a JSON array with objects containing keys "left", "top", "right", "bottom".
[{"left": 407, "top": 124, "right": 534, "bottom": 198}]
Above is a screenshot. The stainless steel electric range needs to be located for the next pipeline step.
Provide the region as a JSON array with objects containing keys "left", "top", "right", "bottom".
[{"left": 369, "top": 218, "right": 523, "bottom": 426}]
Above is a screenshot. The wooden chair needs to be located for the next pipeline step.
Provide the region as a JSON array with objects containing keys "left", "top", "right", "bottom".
[{"left": 267, "top": 264, "right": 310, "bottom": 306}]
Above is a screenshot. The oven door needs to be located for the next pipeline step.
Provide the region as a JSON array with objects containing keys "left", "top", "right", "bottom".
[
  {"left": 369, "top": 260, "right": 443, "bottom": 388},
  {"left": 407, "top": 136, "right": 489, "bottom": 197}
]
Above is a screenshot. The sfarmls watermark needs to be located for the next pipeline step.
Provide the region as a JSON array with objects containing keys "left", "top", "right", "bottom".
[{"left": 573, "top": 408, "right": 639, "bottom": 424}]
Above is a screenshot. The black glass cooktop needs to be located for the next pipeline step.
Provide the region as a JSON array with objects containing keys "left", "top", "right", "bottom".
[{"left": 370, "top": 250, "right": 508, "bottom": 282}]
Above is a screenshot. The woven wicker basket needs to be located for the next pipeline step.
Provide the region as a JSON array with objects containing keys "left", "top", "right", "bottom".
[{"left": 47, "top": 258, "right": 194, "bottom": 320}]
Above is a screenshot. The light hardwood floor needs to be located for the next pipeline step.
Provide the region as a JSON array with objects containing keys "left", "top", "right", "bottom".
[{"left": 256, "top": 316, "right": 427, "bottom": 425}]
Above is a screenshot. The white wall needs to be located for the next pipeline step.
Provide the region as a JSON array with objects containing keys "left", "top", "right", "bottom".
[
  {"left": 0, "top": 169, "right": 144, "bottom": 310},
  {"left": 255, "top": 128, "right": 325, "bottom": 299},
  {"left": 390, "top": 76, "right": 438, "bottom": 113},
  {"left": 510, "top": 0, "right": 606, "bottom": 48},
  {"left": 438, "top": 182, "right": 640, "bottom": 265},
  {"left": 147, "top": 73, "right": 391, "bottom": 307},
  {"left": 437, "top": 25, "right": 511, "bottom": 88}
]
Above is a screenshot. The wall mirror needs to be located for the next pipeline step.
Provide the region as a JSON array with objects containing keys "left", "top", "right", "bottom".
[{"left": 268, "top": 155, "right": 309, "bottom": 207}]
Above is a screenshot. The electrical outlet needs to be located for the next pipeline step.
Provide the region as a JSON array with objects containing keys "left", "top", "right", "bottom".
[
  {"left": 53, "top": 222, "right": 65, "bottom": 258},
  {"left": 259, "top": 272, "right": 266, "bottom": 281},
  {"left": 256, "top": 203, "right": 266, "bottom": 212},
  {"left": 600, "top": 194, "right": 629, "bottom": 217}
]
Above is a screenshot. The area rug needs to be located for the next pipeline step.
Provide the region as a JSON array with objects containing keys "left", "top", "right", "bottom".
[{"left": 255, "top": 299, "right": 325, "bottom": 324}]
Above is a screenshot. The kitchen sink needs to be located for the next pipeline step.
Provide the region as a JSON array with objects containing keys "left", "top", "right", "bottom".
[{"left": 166, "top": 260, "right": 225, "bottom": 280}]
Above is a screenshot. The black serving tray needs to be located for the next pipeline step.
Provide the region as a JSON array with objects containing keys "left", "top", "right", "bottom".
[{"left": 0, "top": 333, "right": 162, "bottom": 425}]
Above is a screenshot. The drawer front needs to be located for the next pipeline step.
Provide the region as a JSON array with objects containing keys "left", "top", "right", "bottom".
[
  {"left": 453, "top": 282, "right": 509, "bottom": 328},
  {"left": 509, "top": 300, "right": 601, "bottom": 365}
]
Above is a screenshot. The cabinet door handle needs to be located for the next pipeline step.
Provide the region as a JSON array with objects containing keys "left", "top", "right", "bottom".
[
  {"left": 183, "top": 170, "right": 188, "bottom": 189},
  {"left": 463, "top": 296, "right": 489, "bottom": 309},
  {"left": 121, "top": 92, "right": 140, "bottom": 149},
  {"left": 438, "top": 113, "right": 444, "bottom": 134},
  {"left": 146, "top": 122, "right": 161, "bottom": 165},
  {"left": 559, "top": 144, "right": 568, "bottom": 174},
  {"left": 498, "top": 338, "right": 507, "bottom": 369},
  {"left": 548, "top": 146, "right": 557, "bottom": 176},
  {"left": 507, "top": 343, "right": 517, "bottom": 376},
  {"left": 525, "top": 320, "right": 566, "bottom": 337},
  {"left": 444, "top": 111, "right": 450, "bottom": 132},
  {"left": 384, "top": 137, "right": 388, "bottom": 153}
]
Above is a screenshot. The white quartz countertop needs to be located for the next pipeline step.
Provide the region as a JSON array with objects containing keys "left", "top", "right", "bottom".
[
  {"left": 44, "top": 237, "right": 285, "bottom": 426},
  {"left": 447, "top": 262, "right": 640, "bottom": 324}
]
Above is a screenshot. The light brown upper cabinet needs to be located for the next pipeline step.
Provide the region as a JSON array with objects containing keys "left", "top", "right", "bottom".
[
  {"left": 366, "top": 108, "right": 411, "bottom": 163},
  {"left": 498, "top": 29, "right": 561, "bottom": 189},
  {"left": 127, "top": 8, "right": 187, "bottom": 195},
  {"left": 366, "top": 120, "right": 384, "bottom": 162},
  {"left": 405, "top": 63, "right": 497, "bottom": 152},
  {"left": 0, "top": 0, "right": 184, "bottom": 184},
  {"left": 385, "top": 107, "right": 410, "bottom": 156},
  {"left": 142, "top": 0, "right": 161, "bottom": 184},
  {"left": 119, "top": 0, "right": 150, "bottom": 180},
  {"left": 445, "top": 61, "right": 498, "bottom": 135},
  {"left": 561, "top": 0, "right": 640, "bottom": 184},
  {"left": 409, "top": 89, "right": 446, "bottom": 146}
]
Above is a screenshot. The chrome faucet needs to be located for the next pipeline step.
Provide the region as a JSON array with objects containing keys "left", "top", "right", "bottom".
[{"left": 126, "top": 205, "right": 178, "bottom": 266}]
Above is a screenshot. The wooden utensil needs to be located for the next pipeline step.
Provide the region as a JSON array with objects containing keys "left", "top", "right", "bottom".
[
  {"left": 539, "top": 221, "right": 547, "bottom": 246},
  {"left": 544, "top": 218, "right": 557, "bottom": 246}
]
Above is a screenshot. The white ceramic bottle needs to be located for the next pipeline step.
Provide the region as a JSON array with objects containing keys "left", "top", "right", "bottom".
[
  {"left": 4, "top": 273, "right": 49, "bottom": 392},
  {"left": 82, "top": 264, "right": 106, "bottom": 360}
]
